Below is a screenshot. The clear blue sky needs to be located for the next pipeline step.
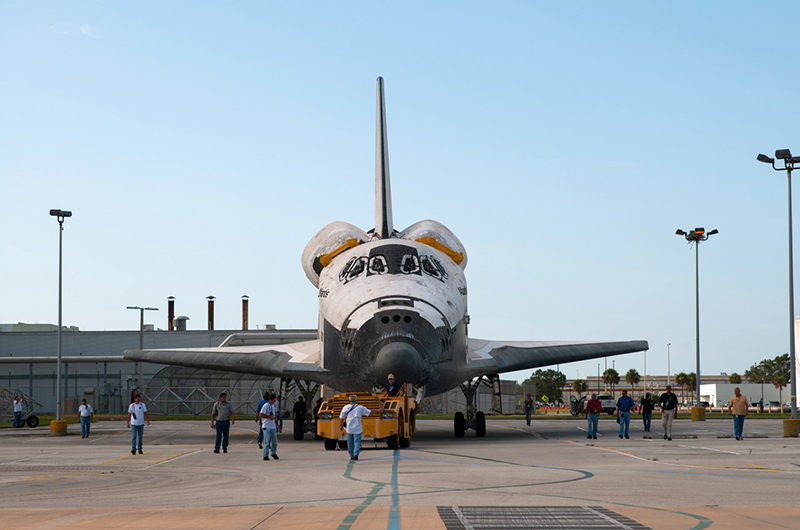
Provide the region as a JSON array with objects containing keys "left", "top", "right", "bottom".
[{"left": 2, "top": 2, "right": 799, "bottom": 384}]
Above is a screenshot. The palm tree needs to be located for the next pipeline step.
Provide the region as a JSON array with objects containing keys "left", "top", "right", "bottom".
[
  {"left": 685, "top": 372, "right": 697, "bottom": 404},
  {"left": 774, "top": 376, "right": 788, "bottom": 409},
  {"left": 603, "top": 368, "right": 620, "bottom": 396},
  {"left": 573, "top": 379, "right": 588, "bottom": 399},
  {"left": 625, "top": 369, "right": 641, "bottom": 396},
  {"left": 674, "top": 372, "right": 687, "bottom": 404},
  {"left": 728, "top": 373, "right": 742, "bottom": 384}
]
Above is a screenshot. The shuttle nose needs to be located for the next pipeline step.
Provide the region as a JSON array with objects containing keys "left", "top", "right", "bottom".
[{"left": 375, "top": 342, "right": 423, "bottom": 385}]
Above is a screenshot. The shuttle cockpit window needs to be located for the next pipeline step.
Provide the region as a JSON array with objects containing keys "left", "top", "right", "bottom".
[
  {"left": 339, "top": 256, "right": 368, "bottom": 284},
  {"left": 339, "top": 245, "right": 449, "bottom": 283},
  {"left": 401, "top": 254, "right": 420, "bottom": 274},
  {"left": 368, "top": 255, "right": 388, "bottom": 275}
]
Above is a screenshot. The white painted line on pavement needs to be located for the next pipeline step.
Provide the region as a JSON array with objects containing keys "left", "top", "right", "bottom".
[{"left": 1, "top": 453, "right": 59, "bottom": 465}]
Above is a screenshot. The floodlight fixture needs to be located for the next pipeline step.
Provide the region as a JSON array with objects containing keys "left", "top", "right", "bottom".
[
  {"left": 757, "top": 154, "right": 775, "bottom": 164},
  {"left": 708, "top": 229, "right": 719, "bottom": 235},
  {"left": 776, "top": 149, "right": 793, "bottom": 160},
  {"left": 675, "top": 229, "right": 687, "bottom": 236}
]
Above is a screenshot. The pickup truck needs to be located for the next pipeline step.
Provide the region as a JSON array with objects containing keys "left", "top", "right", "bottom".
[
  {"left": 570, "top": 393, "right": 618, "bottom": 416},
  {"left": 597, "top": 394, "right": 617, "bottom": 415}
]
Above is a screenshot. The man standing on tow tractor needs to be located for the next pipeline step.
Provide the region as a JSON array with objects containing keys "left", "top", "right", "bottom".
[{"left": 386, "top": 374, "right": 403, "bottom": 397}]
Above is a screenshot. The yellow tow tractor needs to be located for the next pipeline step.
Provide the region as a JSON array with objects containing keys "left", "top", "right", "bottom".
[{"left": 317, "top": 383, "right": 416, "bottom": 450}]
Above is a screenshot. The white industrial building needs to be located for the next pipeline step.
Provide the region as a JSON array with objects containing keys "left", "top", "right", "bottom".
[{"left": 700, "top": 383, "right": 787, "bottom": 408}]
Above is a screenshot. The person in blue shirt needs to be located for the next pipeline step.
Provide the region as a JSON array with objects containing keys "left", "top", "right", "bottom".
[
  {"left": 254, "top": 392, "right": 269, "bottom": 449},
  {"left": 615, "top": 390, "right": 637, "bottom": 439}
]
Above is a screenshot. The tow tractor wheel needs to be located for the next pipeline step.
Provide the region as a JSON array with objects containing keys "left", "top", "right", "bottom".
[
  {"left": 338, "top": 439, "right": 348, "bottom": 450},
  {"left": 386, "top": 434, "right": 399, "bottom": 449},
  {"left": 475, "top": 411, "right": 486, "bottom": 438},
  {"left": 27, "top": 416, "right": 39, "bottom": 428},
  {"left": 324, "top": 438, "right": 337, "bottom": 450},
  {"left": 293, "top": 419, "right": 304, "bottom": 440},
  {"left": 454, "top": 411, "right": 465, "bottom": 438},
  {"left": 399, "top": 436, "right": 411, "bottom": 448}
]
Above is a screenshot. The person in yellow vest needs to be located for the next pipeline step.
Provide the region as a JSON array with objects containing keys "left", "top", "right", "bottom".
[{"left": 727, "top": 387, "right": 748, "bottom": 441}]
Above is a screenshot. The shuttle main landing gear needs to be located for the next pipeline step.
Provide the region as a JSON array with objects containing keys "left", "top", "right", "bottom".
[
  {"left": 281, "top": 378, "right": 321, "bottom": 440},
  {"left": 454, "top": 376, "right": 490, "bottom": 438}
]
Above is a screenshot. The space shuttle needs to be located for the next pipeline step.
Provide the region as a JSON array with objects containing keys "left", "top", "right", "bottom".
[{"left": 125, "top": 78, "right": 648, "bottom": 437}]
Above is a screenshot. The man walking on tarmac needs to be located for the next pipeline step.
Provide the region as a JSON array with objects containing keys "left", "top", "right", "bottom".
[
  {"left": 79, "top": 398, "right": 94, "bottom": 438},
  {"left": 211, "top": 392, "right": 235, "bottom": 453},
  {"left": 12, "top": 394, "right": 24, "bottom": 428},
  {"left": 127, "top": 394, "right": 150, "bottom": 455},
  {"left": 260, "top": 393, "right": 279, "bottom": 461},
  {"left": 339, "top": 395, "right": 383, "bottom": 461},
  {"left": 658, "top": 385, "right": 679, "bottom": 441}
]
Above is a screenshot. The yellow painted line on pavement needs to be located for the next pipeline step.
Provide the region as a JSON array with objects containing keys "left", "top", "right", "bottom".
[
  {"left": 137, "top": 450, "right": 197, "bottom": 466},
  {"left": 747, "top": 463, "right": 781, "bottom": 471},
  {"left": 95, "top": 454, "right": 138, "bottom": 465}
]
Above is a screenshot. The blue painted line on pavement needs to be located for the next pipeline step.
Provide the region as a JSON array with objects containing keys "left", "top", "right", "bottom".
[{"left": 388, "top": 449, "right": 400, "bottom": 530}]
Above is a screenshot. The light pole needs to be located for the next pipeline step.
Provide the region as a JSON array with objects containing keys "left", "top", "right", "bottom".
[
  {"left": 758, "top": 149, "right": 798, "bottom": 419},
  {"left": 49, "top": 209, "right": 71, "bottom": 421},
  {"left": 667, "top": 343, "right": 671, "bottom": 388},
  {"left": 126, "top": 306, "right": 158, "bottom": 389},
  {"left": 676, "top": 227, "right": 718, "bottom": 407}
]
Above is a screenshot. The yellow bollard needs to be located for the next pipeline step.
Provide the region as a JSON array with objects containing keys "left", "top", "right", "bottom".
[
  {"left": 690, "top": 406, "right": 706, "bottom": 421},
  {"left": 50, "top": 419, "right": 68, "bottom": 435},
  {"left": 783, "top": 418, "right": 800, "bottom": 437}
]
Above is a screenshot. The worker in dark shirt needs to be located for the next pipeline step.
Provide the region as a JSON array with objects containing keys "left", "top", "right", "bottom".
[
  {"left": 658, "top": 385, "right": 679, "bottom": 441},
  {"left": 386, "top": 374, "right": 403, "bottom": 397},
  {"left": 292, "top": 396, "right": 307, "bottom": 423},
  {"left": 640, "top": 393, "right": 654, "bottom": 432}
]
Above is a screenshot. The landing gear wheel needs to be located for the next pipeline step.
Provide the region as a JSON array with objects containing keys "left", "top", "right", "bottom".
[
  {"left": 293, "top": 419, "right": 304, "bottom": 440},
  {"left": 475, "top": 411, "right": 486, "bottom": 438},
  {"left": 26, "top": 415, "right": 39, "bottom": 428},
  {"left": 324, "top": 438, "right": 337, "bottom": 450},
  {"left": 454, "top": 411, "right": 465, "bottom": 438},
  {"left": 386, "top": 434, "right": 399, "bottom": 449},
  {"left": 338, "top": 439, "right": 348, "bottom": 450}
]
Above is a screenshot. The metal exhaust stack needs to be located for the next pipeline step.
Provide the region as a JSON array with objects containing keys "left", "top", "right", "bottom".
[
  {"left": 207, "top": 296, "right": 215, "bottom": 331},
  {"left": 167, "top": 296, "right": 175, "bottom": 331},
  {"left": 242, "top": 295, "right": 249, "bottom": 330}
]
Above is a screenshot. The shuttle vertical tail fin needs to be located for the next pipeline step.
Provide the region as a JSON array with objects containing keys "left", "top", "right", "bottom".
[{"left": 375, "top": 76, "right": 394, "bottom": 239}]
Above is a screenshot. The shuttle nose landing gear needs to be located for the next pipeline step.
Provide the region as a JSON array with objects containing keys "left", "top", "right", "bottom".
[{"left": 454, "top": 377, "right": 487, "bottom": 438}]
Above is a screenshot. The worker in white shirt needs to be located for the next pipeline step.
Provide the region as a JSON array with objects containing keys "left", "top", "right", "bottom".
[
  {"left": 339, "top": 395, "right": 383, "bottom": 461},
  {"left": 126, "top": 394, "right": 150, "bottom": 455},
  {"left": 13, "top": 394, "right": 24, "bottom": 428},
  {"left": 78, "top": 398, "right": 94, "bottom": 438}
]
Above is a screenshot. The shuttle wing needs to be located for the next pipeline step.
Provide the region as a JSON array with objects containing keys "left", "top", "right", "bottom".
[
  {"left": 463, "top": 338, "right": 649, "bottom": 378},
  {"left": 123, "top": 340, "right": 329, "bottom": 382}
]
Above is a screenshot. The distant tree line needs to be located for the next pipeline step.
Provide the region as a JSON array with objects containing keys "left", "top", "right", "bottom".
[{"left": 744, "top": 353, "right": 791, "bottom": 405}]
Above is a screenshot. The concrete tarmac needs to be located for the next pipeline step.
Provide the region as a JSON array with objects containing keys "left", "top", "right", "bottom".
[{"left": 1, "top": 416, "right": 799, "bottom": 529}]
